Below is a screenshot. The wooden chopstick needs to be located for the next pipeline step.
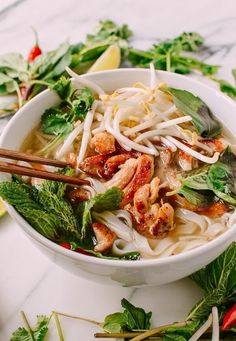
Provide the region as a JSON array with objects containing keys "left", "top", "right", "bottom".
[
  {"left": 0, "top": 148, "right": 71, "bottom": 168},
  {"left": 0, "top": 161, "right": 89, "bottom": 186}
]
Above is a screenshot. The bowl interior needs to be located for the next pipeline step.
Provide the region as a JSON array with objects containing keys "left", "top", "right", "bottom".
[{"left": 1, "top": 68, "right": 236, "bottom": 267}]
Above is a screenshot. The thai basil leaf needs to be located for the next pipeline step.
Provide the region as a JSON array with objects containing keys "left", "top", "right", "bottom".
[
  {"left": 166, "top": 88, "right": 222, "bottom": 138},
  {"left": 102, "top": 298, "right": 151, "bottom": 333},
  {"left": 162, "top": 321, "right": 200, "bottom": 340},
  {"left": 177, "top": 186, "right": 214, "bottom": 207},
  {"left": 121, "top": 298, "right": 152, "bottom": 330},
  {"left": 0, "top": 53, "right": 28, "bottom": 82},
  {"left": 188, "top": 242, "right": 236, "bottom": 320}
]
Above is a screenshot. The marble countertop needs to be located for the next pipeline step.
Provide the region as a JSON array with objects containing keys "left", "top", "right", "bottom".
[{"left": 0, "top": 0, "right": 235, "bottom": 339}]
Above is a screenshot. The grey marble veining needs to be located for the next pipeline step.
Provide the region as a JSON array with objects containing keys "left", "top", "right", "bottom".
[{"left": 0, "top": 0, "right": 235, "bottom": 340}]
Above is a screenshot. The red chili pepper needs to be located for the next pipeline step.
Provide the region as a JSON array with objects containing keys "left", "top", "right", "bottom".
[
  {"left": 75, "top": 247, "right": 91, "bottom": 256},
  {"left": 59, "top": 242, "right": 71, "bottom": 250},
  {"left": 27, "top": 28, "right": 42, "bottom": 62},
  {"left": 222, "top": 303, "right": 236, "bottom": 330}
]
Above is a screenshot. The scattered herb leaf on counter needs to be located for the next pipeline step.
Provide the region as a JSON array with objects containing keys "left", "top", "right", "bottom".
[
  {"left": 164, "top": 87, "right": 222, "bottom": 138},
  {"left": 188, "top": 241, "right": 236, "bottom": 321},
  {"left": 9, "top": 244, "right": 236, "bottom": 340}
]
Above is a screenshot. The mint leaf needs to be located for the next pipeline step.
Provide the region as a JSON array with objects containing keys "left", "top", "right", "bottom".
[
  {"left": 188, "top": 242, "right": 236, "bottom": 320},
  {"left": 11, "top": 315, "right": 49, "bottom": 341},
  {"left": 166, "top": 87, "right": 222, "bottom": 138},
  {"left": 78, "top": 187, "right": 123, "bottom": 239}
]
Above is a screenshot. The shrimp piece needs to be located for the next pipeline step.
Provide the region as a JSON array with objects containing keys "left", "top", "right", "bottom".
[
  {"left": 90, "top": 132, "right": 116, "bottom": 155},
  {"left": 105, "top": 158, "right": 138, "bottom": 189},
  {"left": 121, "top": 155, "right": 154, "bottom": 206},
  {"left": 79, "top": 154, "right": 108, "bottom": 178},
  {"left": 92, "top": 222, "right": 116, "bottom": 253}
]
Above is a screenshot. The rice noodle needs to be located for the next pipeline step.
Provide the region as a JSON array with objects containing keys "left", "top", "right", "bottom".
[
  {"left": 160, "top": 137, "right": 177, "bottom": 151},
  {"left": 166, "top": 136, "right": 220, "bottom": 164}
]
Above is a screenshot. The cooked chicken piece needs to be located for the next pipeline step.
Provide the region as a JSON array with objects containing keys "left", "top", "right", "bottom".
[
  {"left": 79, "top": 154, "right": 108, "bottom": 177},
  {"left": 121, "top": 155, "right": 154, "bottom": 206},
  {"left": 178, "top": 150, "right": 193, "bottom": 171},
  {"left": 105, "top": 158, "right": 138, "bottom": 189},
  {"left": 149, "top": 177, "right": 160, "bottom": 203},
  {"left": 92, "top": 222, "right": 116, "bottom": 253},
  {"left": 104, "top": 154, "right": 131, "bottom": 178},
  {"left": 159, "top": 148, "right": 173, "bottom": 167},
  {"left": 90, "top": 132, "right": 116, "bottom": 155},
  {"left": 133, "top": 177, "right": 160, "bottom": 215},
  {"left": 68, "top": 188, "right": 90, "bottom": 203},
  {"left": 127, "top": 199, "right": 174, "bottom": 239}
]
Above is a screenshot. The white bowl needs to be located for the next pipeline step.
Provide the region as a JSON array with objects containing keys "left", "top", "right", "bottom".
[{"left": 1, "top": 69, "right": 236, "bottom": 287}]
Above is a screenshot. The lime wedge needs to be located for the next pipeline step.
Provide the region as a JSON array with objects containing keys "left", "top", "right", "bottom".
[{"left": 88, "top": 44, "right": 121, "bottom": 73}]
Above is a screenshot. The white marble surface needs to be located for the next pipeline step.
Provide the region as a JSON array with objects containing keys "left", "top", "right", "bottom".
[{"left": 0, "top": 0, "right": 235, "bottom": 339}]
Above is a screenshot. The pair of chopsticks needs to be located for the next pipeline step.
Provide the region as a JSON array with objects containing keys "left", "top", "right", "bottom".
[{"left": 0, "top": 148, "right": 89, "bottom": 186}]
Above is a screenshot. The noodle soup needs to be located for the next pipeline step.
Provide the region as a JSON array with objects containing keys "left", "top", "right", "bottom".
[{"left": 2, "top": 67, "right": 236, "bottom": 261}]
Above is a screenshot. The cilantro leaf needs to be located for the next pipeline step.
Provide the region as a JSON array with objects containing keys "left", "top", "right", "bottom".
[
  {"left": 11, "top": 315, "right": 49, "bottom": 341},
  {"left": 165, "top": 87, "right": 222, "bottom": 138},
  {"left": 188, "top": 242, "right": 236, "bottom": 320},
  {"left": 41, "top": 107, "right": 73, "bottom": 136},
  {"left": 50, "top": 76, "right": 72, "bottom": 100},
  {"left": 71, "top": 87, "right": 94, "bottom": 121}
]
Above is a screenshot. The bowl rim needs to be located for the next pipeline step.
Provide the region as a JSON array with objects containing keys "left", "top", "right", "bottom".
[{"left": 1, "top": 68, "right": 236, "bottom": 267}]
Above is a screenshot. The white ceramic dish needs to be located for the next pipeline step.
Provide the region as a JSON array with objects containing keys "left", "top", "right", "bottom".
[{"left": 1, "top": 68, "right": 236, "bottom": 287}]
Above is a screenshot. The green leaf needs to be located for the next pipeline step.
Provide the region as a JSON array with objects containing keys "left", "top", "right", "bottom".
[
  {"left": 212, "top": 77, "right": 236, "bottom": 100},
  {"left": 0, "top": 182, "right": 40, "bottom": 210},
  {"left": 36, "top": 188, "right": 78, "bottom": 236},
  {"left": 71, "top": 87, "right": 94, "bottom": 121},
  {"left": 166, "top": 87, "right": 222, "bottom": 138},
  {"left": 41, "top": 107, "right": 73, "bottom": 136},
  {"left": 18, "top": 207, "right": 59, "bottom": 239},
  {"left": 188, "top": 242, "right": 236, "bottom": 320},
  {"left": 0, "top": 53, "right": 28, "bottom": 81},
  {"left": 0, "top": 73, "right": 18, "bottom": 94},
  {"left": 78, "top": 187, "right": 123, "bottom": 239},
  {"left": 173, "top": 32, "right": 203, "bottom": 52},
  {"left": 232, "top": 69, "right": 236, "bottom": 83},
  {"left": 50, "top": 76, "right": 72, "bottom": 100},
  {"left": 11, "top": 315, "right": 49, "bottom": 341},
  {"left": 103, "top": 312, "right": 128, "bottom": 333},
  {"left": 121, "top": 298, "right": 152, "bottom": 330},
  {"left": 163, "top": 321, "right": 200, "bottom": 339},
  {"left": 177, "top": 186, "right": 214, "bottom": 207},
  {"left": 41, "top": 167, "right": 74, "bottom": 197},
  {"left": 102, "top": 298, "right": 151, "bottom": 333},
  {"left": 163, "top": 335, "right": 186, "bottom": 341}
]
